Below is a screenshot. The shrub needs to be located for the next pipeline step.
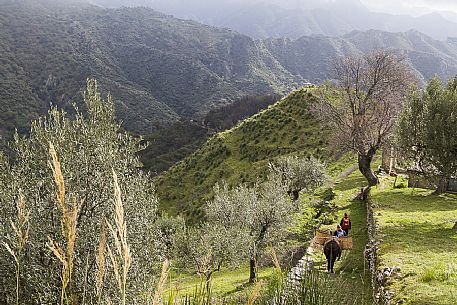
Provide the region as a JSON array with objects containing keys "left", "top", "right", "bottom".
[
  {"left": 0, "top": 80, "right": 160, "bottom": 304},
  {"left": 318, "top": 187, "right": 336, "bottom": 201},
  {"left": 420, "top": 263, "right": 457, "bottom": 283}
]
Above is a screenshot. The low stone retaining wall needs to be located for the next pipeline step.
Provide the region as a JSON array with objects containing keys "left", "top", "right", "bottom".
[{"left": 365, "top": 197, "right": 401, "bottom": 305}]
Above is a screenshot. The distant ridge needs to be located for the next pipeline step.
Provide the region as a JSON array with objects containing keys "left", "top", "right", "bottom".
[{"left": 91, "top": 0, "right": 457, "bottom": 41}]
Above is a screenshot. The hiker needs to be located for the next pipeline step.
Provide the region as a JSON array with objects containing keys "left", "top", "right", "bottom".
[
  {"left": 333, "top": 224, "right": 345, "bottom": 238},
  {"left": 340, "top": 212, "right": 352, "bottom": 236}
]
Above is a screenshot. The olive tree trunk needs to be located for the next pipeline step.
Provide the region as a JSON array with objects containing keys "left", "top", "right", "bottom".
[
  {"left": 249, "top": 256, "right": 256, "bottom": 283},
  {"left": 433, "top": 177, "right": 449, "bottom": 195}
]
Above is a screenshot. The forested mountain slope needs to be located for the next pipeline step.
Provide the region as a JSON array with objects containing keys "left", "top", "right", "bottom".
[
  {"left": 0, "top": 0, "right": 295, "bottom": 141},
  {"left": 92, "top": 0, "right": 457, "bottom": 41},
  {"left": 3, "top": 0, "right": 457, "bottom": 152},
  {"left": 264, "top": 30, "right": 457, "bottom": 84}
]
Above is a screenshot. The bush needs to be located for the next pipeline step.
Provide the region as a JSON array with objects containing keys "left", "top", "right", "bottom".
[
  {"left": 0, "top": 80, "right": 160, "bottom": 304},
  {"left": 318, "top": 187, "right": 336, "bottom": 201},
  {"left": 420, "top": 263, "right": 457, "bottom": 283}
]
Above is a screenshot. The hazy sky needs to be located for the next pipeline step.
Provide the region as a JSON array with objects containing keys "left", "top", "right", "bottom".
[
  {"left": 219, "top": 0, "right": 457, "bottom": 15},
  {"left": 362, "top": 0, "right": 457, "bottom": 15}
]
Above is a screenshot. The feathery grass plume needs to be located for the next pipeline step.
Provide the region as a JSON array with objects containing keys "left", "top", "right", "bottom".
[
  {"left": 106, "top": 170, "right": 132, "bottom": 305},
  {"left": 268, "top": 246, "right": 281, "bottom": 274},
  {"left": 152, "top": 259, "right": 170, "bottom": 305},
  {"left": 47, "top": 142, "right": 80, "bottom": 305},
  {"left": 82, "top": 253, "right": 91, "bottom": 305},
  {"left": 96, "top": 219, "right": 107, "bottom": 305},
  {"left": 247, "top": 280, "right": 262, "bottom": 305},
  {"left": 2, "top": 191, "right": 30, "bottom": 305},
  {"left": 49, "top": 142, "right": 65, "bottom": 210}
]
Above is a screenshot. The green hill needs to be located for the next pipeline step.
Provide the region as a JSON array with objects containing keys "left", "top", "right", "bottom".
[
  {"left": 155, "top": 88, "right": 338, "bottom": 220},
  {"left": 139, "top": 94, "right": 280, "bottom": 174}
]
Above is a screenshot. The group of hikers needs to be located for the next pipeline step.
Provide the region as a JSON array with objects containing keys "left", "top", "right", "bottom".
[{"left": 334, "top": 212, "right": 351, "bottom": 237}]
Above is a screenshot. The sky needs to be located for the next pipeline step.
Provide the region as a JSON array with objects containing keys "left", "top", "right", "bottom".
[
  {"left": 219, "top": 0, "right": 457, "bottom": 15},
  {"left": 361, "top": 0, "right": 457, "bottom": 15}
]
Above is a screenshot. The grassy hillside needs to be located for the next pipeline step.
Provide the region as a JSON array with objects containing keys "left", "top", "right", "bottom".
[
  {"left": 371, "top": 176, "right": 457, "bottom": 304},
  {"left": 155, "top": 88, "right": 333, "bottom": 220},
  {"left": 312, "top": 169, "right": 374, "bottom": 304},
  {"left": 139, "top": 94, "right": 279, "bottom": 174}
]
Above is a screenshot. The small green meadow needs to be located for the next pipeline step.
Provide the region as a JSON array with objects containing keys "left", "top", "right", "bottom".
[
  {"left": 371, "top": 176, "right": 457, "bottom": 305},
  {"left": 167, "top": 266, "right": 274, "bottom": 298}
]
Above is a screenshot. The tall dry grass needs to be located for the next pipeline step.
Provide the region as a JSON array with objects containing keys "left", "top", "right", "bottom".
[
  {"left": 47, "top": 142, "right": 80, "bottom": 305},
  {"left": 2, "top": 191, "right": 30, "bottom": 305},
  {"left": 106, "top": 170, "right": 132, "bottom": 305},
  {"left": 247, "top": 280, "right": 263, "bottom": 305},
  {"left": 152, "top": 259, "right": 170, "bottom": 305}
]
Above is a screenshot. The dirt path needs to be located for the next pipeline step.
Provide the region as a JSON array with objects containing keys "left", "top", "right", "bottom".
[{"left": 289, "top": 166, "right": 374, "bottom": 304}]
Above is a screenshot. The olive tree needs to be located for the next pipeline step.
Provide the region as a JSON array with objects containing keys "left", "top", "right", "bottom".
[
  {"left": 0, "top": 80, "right": 159, "bottom": 304},
  {"left": 207, "top": 174, "right": 299, "bottom": 283},
  {"left": 396, "top": 76, "right": 457, "bottom": 193},
  {"left": 269, "top": 156, "right": 327, "bottom": 200},
  {"left": 317, "top": 50, "right": 415, "bottom": 187},
  {"left": 175, "top": 223, "right": 248, "bottom": 292},
  {"left": 154, "top": 214, "right": 186, "bottom": 261}
]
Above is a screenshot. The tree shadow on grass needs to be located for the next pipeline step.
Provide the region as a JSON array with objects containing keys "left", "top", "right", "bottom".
[
  {"left": 380, "top": 222, "right": 457, "bottom": 254},
  {"left": 371, "top": 190, "right": 457, "bottom": 213},
  {"left": 334, "top": 175, "right": 367, "bottom": 192}
]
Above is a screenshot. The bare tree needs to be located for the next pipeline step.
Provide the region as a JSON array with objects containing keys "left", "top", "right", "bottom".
[{"left": 317, "top": 50, "right": 415, "bottom": 187}]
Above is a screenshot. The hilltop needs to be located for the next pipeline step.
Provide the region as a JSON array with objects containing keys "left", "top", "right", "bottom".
[{"left": 155, "top": 88, "right": 338, "bottom": 220}]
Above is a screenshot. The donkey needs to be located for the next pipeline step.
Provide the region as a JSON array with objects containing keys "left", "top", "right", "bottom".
[{"left": 323, "top": 238, "right": 341, "bottom": 273}]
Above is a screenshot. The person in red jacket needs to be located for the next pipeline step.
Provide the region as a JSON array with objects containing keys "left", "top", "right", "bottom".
[{"left": 340, "top": 213, "right": 352, "bottom": 236}]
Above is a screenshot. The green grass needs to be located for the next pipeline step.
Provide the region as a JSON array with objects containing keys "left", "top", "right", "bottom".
[
  {"left": 310, "top": 169, "right": 374, "bottom": 304},
  {"left": 168, "top": 266, "right": 274, "bottom": 298},
  {"left": 156, "top": 88, "right": 334, "bottom": 222},
  {"left": 371, "top": 176, "right": 457, "bottom": 305}
]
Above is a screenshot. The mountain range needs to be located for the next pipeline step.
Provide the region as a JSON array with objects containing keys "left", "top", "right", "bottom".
[
  {"left": 2, "top": 0, "right": 457, "bottom": 148},
  {"left": 0, "top": 0, "right": 294, "bottom": 142},
  {"left": 90, "top": 0, "right": 457, "bottom": 41}
]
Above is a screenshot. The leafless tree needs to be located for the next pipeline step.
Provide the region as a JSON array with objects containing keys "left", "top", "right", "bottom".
[{"left": 317, "top": 50, "right": 415, "bottom": 186}]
